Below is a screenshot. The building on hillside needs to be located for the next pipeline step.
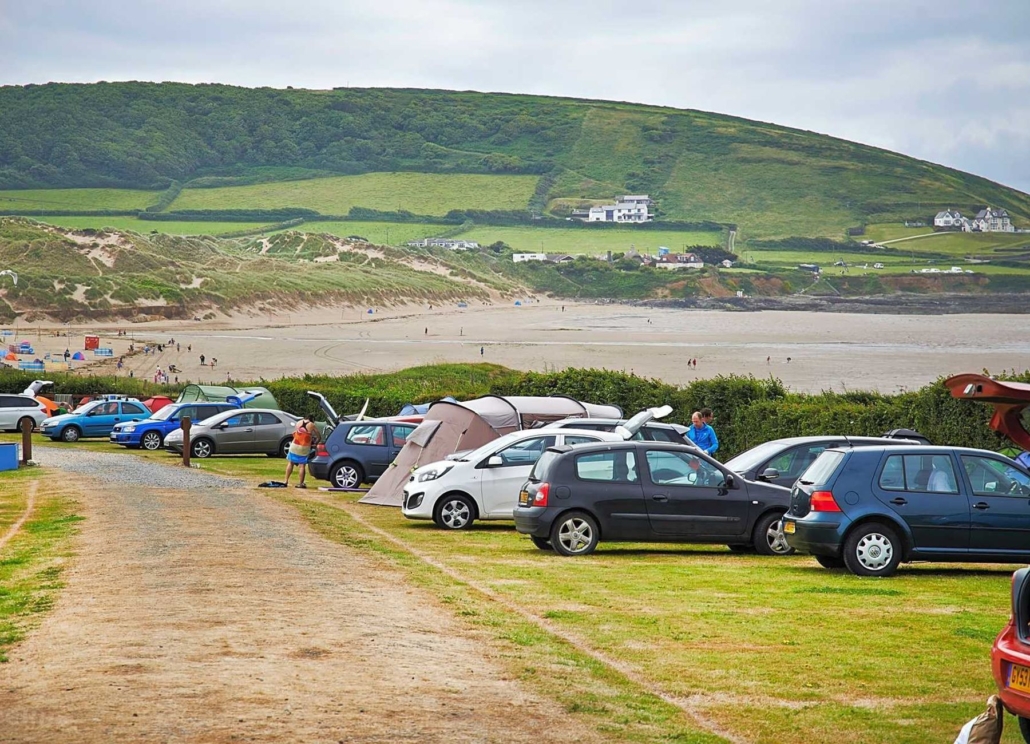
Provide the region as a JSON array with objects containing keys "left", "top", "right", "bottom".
[
  {"left": 721, "top": 259, "right": 734, "bottom": 268},
  {"left": 574, "top": 194, "right": 654, "bottom": 223},
  {"left": 934, "top": 209, "right": 965, "bottom": 228},
  {"left": 405, "top": 238, "right": 480, "bottom": 250},
  {"left": 655, "top": 253, "right": 703, "bottom": 269},
  {"left": 546, "top": 254, "right": 575, "bottom": 263},
  {"left": 971, "top": 207, "right": 1014, "bottom": 233},
  {"left": 513, "top": 253, "right": 547, "bottom": 263},
  {"left": 798, "top": 263, "right": 821, "bottom": 274}
]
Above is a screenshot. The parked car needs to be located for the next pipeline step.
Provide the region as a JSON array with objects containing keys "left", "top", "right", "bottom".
[
  {"left": 725, "top": 435, "right": 920, "bottom": 490},
  {"left": 110, "top": 402, "right": 236, "bottom": 450},
  {"left": 513, "top": 441, "right": 793, "bottom": 556},
  {"left": 402, "top": 428, "right": 626, "bottom": 529},
  {"left": 0, "top": 393, "right": 49, "bottom": 432},
  {"left": 782, "top": 445, "right": 1030, "bottom": 576},
  {"left": 39, "top": 398, "right": 150, "bottom": 442},
  {"left": 163, "top": 408, "right": 300, "bottom": 458},
  {"left": 543, "top": 417, "right": 698, "bottom": 447},
  {"left": 992, "top": 567, "right": 1030, "bottom": 743},
  {"left": 309, "top": 419, "right": 420, "bottom": 489}
]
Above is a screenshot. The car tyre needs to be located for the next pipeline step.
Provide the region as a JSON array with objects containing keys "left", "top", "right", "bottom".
[
  {"left": 140, "top": 431, "right": 163, "bottom": 451},
  {"left": 815, "top": 555, "right": 846, "bottom": 570},
  {"left": 843, "top": 522, "right": 902, "bottom": 577},
  {"left": 191, "top": 438, "right": 214, "bottom": 459},
  {"left": 530, "top": 536, "right": 552, "bottom": 551},
  {"left": 16, "top": 416, "right": 34, "bottom": 433},
  {"left": 753, "top": 511, "right": 795, "bottom": 556},
  {"left": 277, "top": 437, "right": 291, "bottom": 458},
  {"left": 433, "top": 493, "right": 476, "bottom": 530},
  {"left": 330, "top": 461, "right": 364, "bottom": 489},
  {"left": 61, "top": 426, "right": 81, "bottom": 443},
  {"left": 550, "top": 511, "right": 599, "bottom": 557},
  {"left": 1018, "top": 716, "right": 1030, "bottom": 744}
]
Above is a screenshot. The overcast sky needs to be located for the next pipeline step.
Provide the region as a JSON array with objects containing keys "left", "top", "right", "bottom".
[{"left": 2, "top": 0, "right": 1028, "bottom": 192}]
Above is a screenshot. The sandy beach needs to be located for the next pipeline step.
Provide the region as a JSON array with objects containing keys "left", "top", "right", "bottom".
[{"left": 21, "top": 300, "right": 1028, "bottom": 393}]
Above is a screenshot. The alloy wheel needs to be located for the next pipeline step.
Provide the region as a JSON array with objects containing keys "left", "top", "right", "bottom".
[
  {"left": 141, "top": 431, "right": 162, "bottom": 450},
  {"left": 333, "top": 465, "right": 359, "bottom": 489},
  {"left": 557, "top": 518, "right": 594, "bottom": 555},
  {"left": 439, "top": 498, "right": 471, "bottom": 529},
  {"left": 766, "top": 522, "right": 792, "bottom": 555},
  {"left": 192, "top": 439, "right": 212, "bottom": 458}
]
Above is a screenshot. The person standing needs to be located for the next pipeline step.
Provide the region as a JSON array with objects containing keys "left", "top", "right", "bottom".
[
  {"left": 686, "top": 411, "right": 719, "bottom": 457},
  {"left": 200, "top": 354, "right": 205, "bottom": 366},
  {"left": 701, "top": 408, "right": 714, "bottom": 428},
  {"left": 284, "top": 416, "right": 318, "bottom": 489}
]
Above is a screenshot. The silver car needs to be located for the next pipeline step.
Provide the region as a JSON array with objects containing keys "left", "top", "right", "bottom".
[{"left": 163, "top": 408, "right": 300, "bottom": 459}]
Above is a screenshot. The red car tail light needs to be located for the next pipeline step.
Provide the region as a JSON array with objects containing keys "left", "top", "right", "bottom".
[
  {"left": 315, "top": 443, "right": 328, "bottom": 457},
  {"left": 810, "top": 490, "right": 842, "bottom": 512},
  {"left": 532, "top": 482, "right": 550, "bottom": 507}
]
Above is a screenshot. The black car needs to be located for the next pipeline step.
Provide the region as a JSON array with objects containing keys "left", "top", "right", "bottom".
[
  {"left": 725, "top": 435, "right": 921, "bottom": 490},
  {"left": 782, "top": 445, "right": 1030, "bottom": 576},
  {"left": 513, "top": 441, "right": 793, "bottom": 556}
]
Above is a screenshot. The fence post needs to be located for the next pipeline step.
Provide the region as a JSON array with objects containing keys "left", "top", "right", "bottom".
[
  {"left": 181, "top": 416, "right": 191, "bottom": 467},
  {"left": 20, "top": 417, "right": 32, "bottom": 465}
]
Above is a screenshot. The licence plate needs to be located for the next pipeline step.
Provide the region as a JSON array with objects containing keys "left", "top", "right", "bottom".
[
  {"left": 518, "top": 490, "right": 530, "bottom": 506},
  {"left": 783, "top": 520, "right": 796, "bottom": 534},
  {"left": 1010, "top": 664, "right": 1030, "bottom": 693}
]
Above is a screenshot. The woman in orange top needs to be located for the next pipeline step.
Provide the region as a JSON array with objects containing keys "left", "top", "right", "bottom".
[{"left": 284, "top": 416, "right": 318, "bottom": 488}]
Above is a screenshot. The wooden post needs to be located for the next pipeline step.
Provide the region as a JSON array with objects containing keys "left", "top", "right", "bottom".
[
  {"left": 20, "top": 416, "right": 32, "bottom": 465},
  {"left": 181, "top": 416, "right": 191, "bottom": 467}
]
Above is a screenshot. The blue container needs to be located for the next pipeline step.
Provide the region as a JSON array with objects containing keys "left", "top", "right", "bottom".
[{"left": 0, "top": 442, "right": 19, "bottom": 471}]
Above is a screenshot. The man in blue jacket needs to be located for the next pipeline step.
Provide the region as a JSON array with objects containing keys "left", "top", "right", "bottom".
[{"left": 687, "top": 410, "right": 719, "bottom": 457}]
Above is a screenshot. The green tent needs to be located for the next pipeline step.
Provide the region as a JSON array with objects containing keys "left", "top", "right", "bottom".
[{"left": 176, "top": 384, "right": 279, "bottom": 410}]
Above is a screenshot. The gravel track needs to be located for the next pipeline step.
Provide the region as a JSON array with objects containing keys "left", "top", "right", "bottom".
[{"left": 32, "top": 445, "right": 245, "bottom": 489}]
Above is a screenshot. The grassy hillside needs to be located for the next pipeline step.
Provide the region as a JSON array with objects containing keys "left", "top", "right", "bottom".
[{"left": 2, "top": 83, "right": 1029, "bottom": 240}]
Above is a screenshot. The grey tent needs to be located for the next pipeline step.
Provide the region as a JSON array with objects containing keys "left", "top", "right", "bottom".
[{"left": 360, "top": 395, "right": 622, "bottom": 506}]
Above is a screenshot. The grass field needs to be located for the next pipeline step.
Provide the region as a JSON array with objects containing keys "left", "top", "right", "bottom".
[
  {"left": 747, "top": 249, "right": 1030, "bottom": 276},
  {"left": 458, "top": 225, "right": 724, "bottom": 255},
  {"left": 0, "top": 188, "right": 161, "bottom": 212},
  {"left": 171, "top": 173, "right": 540, "bottom": 215},
  {"left": 863, "top": 224, "right": 1030, "bottom": 256},
  {"left": 286, "top": 220, "right": 443, "bottom": 245},
  {"left": 36, "top": 216, "right": 274, "bottom": 236}
]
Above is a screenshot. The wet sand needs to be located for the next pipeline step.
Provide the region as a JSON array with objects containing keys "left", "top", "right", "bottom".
[{"left": 30, "top": 301, "right": 1029, "bottom": 393}]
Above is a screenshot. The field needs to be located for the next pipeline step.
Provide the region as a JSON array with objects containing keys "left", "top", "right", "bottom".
[
  {"left": 0, "top": 188, "right": 161, "bottom": 212},
  {"left": 35, "top": 216, "right": 275, "bottom": 236},
  {"left": 170, "top": 173, "right": 540, "bottom": 215},
  {"left": 458, "top": 225, "right": 724, "bottom": 255},
  {"left": 283, "top": 220, "right": 444, "bottom": 245}
]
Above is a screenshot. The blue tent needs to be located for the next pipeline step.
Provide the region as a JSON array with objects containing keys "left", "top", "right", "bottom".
[
  {"left": 71, "top": 351, "right": 85, "bottom": 360},
  {"left": 398, "top": 397, "right": 458, "bottom": 416}
]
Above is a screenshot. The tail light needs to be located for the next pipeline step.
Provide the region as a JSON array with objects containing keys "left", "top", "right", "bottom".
[
  {"left": 810, "top": 490, "right": 842, "bottom": 512},
  {"left": 315, "top": 443, "right": 328, "bottom": 457},
  {"left": 532, "top": 482, "right": 550, "bottom": 507}
]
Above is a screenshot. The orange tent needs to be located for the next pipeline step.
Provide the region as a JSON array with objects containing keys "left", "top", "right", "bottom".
[
  {"left": 4, "top": 352, "right": 16, "bottom": 361},
  {"left": 35, "top": 396, "right": 60, "bottom": 414}
]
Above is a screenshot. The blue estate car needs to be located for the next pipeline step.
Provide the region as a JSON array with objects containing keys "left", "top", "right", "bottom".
[
  {"left": 782, "top": 444, "right": 1030, "bottom": 577},
  {"left": 110, "top": 402, "right": 235, "bottom": 451},
  {"left": 40, "top": 399, "right": 151, "bottom": 442}
]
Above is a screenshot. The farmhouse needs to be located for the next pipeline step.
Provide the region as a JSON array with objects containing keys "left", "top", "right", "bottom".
[
  {"left": 655, "top": 253, "right": 703, "bottom": 269},
  {"left": 405, "top": 238, "right": 481, "bottom": 250},
  {"left": 934, "top": 209, "right": 966, "bottom": 229},
  {"left": 573, "top": 195, "right": 654, "bottom": 223},
  {"left": 512, "top": 253, "right": 575, "bottom": 264},
  {"left": 933, "top": 207, "right": 1013, "bottom": 233}
]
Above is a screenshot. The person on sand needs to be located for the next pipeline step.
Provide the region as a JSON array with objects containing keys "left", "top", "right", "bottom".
[
  {"left": 200, "top": 354, "right": 205, "bottom": 366},
  {"left": 686, "top": 411, "right": 719, "bottom": 458},
  {"left": 284, "top": 416, "right": 318, "bottom": 489}
]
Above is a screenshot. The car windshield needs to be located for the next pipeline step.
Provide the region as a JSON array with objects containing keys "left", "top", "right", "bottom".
[
  {"left": 72, "top": 402, "right": 97, "bottom": 414},
  {"left": 725, "top": 441, "right": 794, "bottom": 473},
  {"left": 799, "top": 450, "right": 846, "bottom": 485},
  {"left": 150, "top": 405, "right": 177, "bottom": 421}
]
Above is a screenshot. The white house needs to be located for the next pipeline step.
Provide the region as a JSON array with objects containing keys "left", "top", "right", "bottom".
[
  {"left": 655, "top": 253, "right": 703, "bottom": 269},
  {"left": 971, "top": 207, "right": 1014, "bottom": 233},
  {"left": 582, "top": 194, "right": 653, "bottom": 223},
  {"left": 513, "top": 253, "right": 547, "bottom": 263},
  {"left": 934, "top": 209, "right": 965, "bottom": 228}
]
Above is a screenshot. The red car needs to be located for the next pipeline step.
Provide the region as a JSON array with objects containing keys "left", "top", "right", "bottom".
[{"left": 992, "top": 566, "right": 1030, "bottom": 742}]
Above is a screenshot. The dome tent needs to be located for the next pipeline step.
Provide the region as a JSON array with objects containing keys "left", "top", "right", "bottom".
[{"left": 176, "top": 385, "right": 279, "bottom": 410}]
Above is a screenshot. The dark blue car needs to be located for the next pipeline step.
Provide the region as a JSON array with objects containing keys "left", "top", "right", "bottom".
[
  {"left": 110, "top": 402, "right": 235, "bottom": 450},
  {"left": 782, "top": 445, "right": 1030, "bottom": 576}
]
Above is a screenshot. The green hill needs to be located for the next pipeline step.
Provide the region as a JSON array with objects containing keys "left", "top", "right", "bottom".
[{"left": 2, "top": 83, "right": 1029, "bottom": 239}]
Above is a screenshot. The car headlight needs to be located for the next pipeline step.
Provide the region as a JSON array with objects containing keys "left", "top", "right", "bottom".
[
  {"left": 417, "top": 466, "right": 453, "bottom": 482},
  {"left": 122, "top": 425, "right": 135, "bottom": 433}
]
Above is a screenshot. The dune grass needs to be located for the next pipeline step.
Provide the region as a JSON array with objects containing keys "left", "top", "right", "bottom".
[{"left": 35, "top": 216, "right": 274, "bottom": 235}]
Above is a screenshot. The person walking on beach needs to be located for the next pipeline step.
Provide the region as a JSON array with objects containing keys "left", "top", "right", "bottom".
[
  {"left": 480, "top": 346, "right": 484, "bottom": 356},
  {"left": 200, "top": 354, "right": 205, "bottom": 366},
  {"left": 284, "top": 415, "right": 318, "bottom": 489},
  {"left": 686, "top": 411, "right": 719, "bottom": 458}
]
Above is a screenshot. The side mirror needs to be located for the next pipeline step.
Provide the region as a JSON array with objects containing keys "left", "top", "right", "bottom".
[
  {"left": 723, "top": 474, "right": 736, "bottom": 489},
  {"left": 487, "top": 455, "right": 504, "bottom": 467},
  {"left": 759, "top": 468, "right": 780, "bottom": 481},
  {"left": 217, "top": 423, "right": 229, "bottom": 430}
]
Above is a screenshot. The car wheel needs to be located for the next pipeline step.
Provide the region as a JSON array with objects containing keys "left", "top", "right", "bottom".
[
  {"left": 843, "top": 522, "right": 902, "bottom": 577},
  {"left": 815, "top": 555, "right": 846, "bottom": 570},
  {"left": 550, "top": 511, "right": 599, "bottom": 556},
  {"left": 16, "top": 416, "right": 34, "bottom": 433},
  {"left": 433, "top": 493, "right": 476, "bottom": 530},
  {"left": 530, "top": 536, "right": 552, "bottom": 551},
  {"left": 190, "top": 438, "right": 214, "bottom": 459},
  {"left": 61, "top": 426, "right": 81, "bottom": 443},
  {"left": 278, "top": 438, "right": 291, "bottom": 458},
  {"left": 140, "top": 431, "right": 163, "bottom": 451},
  {"left": 330, "top": 461, "right": 364, "bottom": 489},
  {"left": 753, "top": 512, "right": 795, "bottom": 556},
  {"left": 1018, "top": 716, "right": 1030, "bottom": 744}
]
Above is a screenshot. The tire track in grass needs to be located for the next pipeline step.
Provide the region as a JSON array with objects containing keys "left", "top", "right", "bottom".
[
  {"left": 0, "top": 481, "right": 37, "bottom": 552},
  {"left": 307, "top": 494, "right": 748, "bottom": 744}
]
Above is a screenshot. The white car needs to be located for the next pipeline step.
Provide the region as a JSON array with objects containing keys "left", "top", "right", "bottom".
[
  {"left": 0, "top": 393, "right": 48, "bottom": 432},
  {"left": 402, "top": 406, "right": 673, "bottom": 530},
  {"left": 402, "top": 428, "right": 625, "bottom": 529}
]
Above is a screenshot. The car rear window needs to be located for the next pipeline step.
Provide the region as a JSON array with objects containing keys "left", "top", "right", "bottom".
[
  {"left": 799, "top": 450, "right": 845, "bottom": 485},
  {"left": 528, "top": 450, "right": 561, "bottom": 482}
]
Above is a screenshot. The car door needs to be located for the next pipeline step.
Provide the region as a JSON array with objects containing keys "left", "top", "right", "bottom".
[
  {"left": 0, "top": 395, "right": 18, "bottom": 429},
  {"left": 389, "top": 424, "right": 416, "bottom": 460},
  {"left": 251, "top": 412, "right": 283, "bottom": 452},
  {"left": 120, "top": 401, "right": 149, "bottom": 425},
  {"left": 763, "top": 443, "right": 832, "bottom": 489},
  {"left": 217, "top": 412, "right": 257, "bottom": 453},
  {"left": 873, "top": 453, "right": 969, "bottom": 552},
  {"left": 570, "top": 447, "right": 648, "bottom": 539},
  {"left": 641, "top": 449, "right": 750, "bottom": 537},
  {"left": 960, "top": 454, "right": 1030, "bottom": 556},
  {"left": 344, "top": 424, "right": 391, "bottom": 477},
  {"left": 478, "top": 435, "right": 557, "bottom": 517},
  {"left": 85, "top": 401, "right": 119, "bottom": 436}
]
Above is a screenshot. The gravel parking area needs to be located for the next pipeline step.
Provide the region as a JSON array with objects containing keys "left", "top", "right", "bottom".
[{"left": 32, "top": 445, "right": 246, "bottom": 489}]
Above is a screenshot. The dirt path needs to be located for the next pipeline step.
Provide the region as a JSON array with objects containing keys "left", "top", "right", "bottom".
[
  {"left": 0, "top": 456, "right": 598, "bottom": 743},
  {"left": 0, "top": 481, "right": 36, "bottom": 551}
]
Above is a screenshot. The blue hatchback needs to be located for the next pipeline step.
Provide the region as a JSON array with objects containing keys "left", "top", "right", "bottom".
[
  {"left": 40, "top": 399, "right": 151, "bottom": 442},
  {"left": 783, "top": 444, "right": 1030, "bottom": 576},
  {"left": 110, "top": 401, "right": 236, "bottom": 451}
]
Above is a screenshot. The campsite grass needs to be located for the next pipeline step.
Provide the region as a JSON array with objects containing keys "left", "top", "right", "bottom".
[
  {"left": 0, "top": 469, "right": 81, "bottom": 663},
  {"left": 0, "top": 188, "right": 162, "bottom": 212},
  {"left": 170, "top": 173, "right": 540, "bottom": 215}
]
